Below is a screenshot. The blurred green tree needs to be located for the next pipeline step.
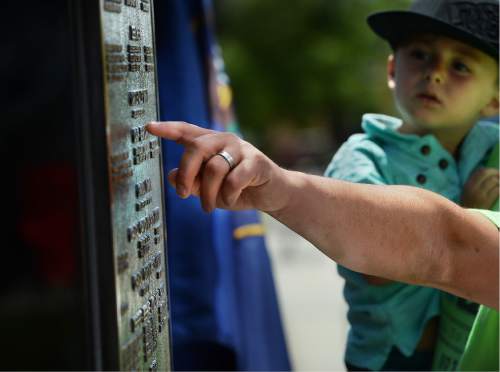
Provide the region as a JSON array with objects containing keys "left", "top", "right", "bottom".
[{"left": 214, "top": 0, "right": 411, "bottom": 150}]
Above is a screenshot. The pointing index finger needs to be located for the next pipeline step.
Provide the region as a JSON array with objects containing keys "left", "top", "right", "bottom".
[{"left": 146, "top": 121, "right": 213, "bottom": 143}]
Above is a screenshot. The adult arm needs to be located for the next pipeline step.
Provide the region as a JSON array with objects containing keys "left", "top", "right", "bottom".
[
  {"left": 272, "top": 171, "right": 499, "bottom": 309},
  {"left": 325, "top": 136, "right": 396, "bottom": 285},
  {"left": 147, "top": 121, "right": 499, "bottom": 309}
]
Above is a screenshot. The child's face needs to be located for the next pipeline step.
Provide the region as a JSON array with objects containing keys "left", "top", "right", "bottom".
[{"left": 388, "top": 34, "right": 499, "bottom": 133}]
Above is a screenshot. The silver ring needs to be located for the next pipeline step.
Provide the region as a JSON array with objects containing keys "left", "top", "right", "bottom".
[{"left": 215, "top": 150, "right": 236, "bottom": 170}]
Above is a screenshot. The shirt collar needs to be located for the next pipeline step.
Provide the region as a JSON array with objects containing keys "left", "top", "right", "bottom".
[{"left": 362, "top": 113, "right": 499, "bottom": 184}]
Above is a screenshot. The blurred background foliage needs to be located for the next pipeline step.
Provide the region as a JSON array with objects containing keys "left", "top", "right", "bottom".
[{"left": 214, "top": 0, "right": 411, "bottom": 170}]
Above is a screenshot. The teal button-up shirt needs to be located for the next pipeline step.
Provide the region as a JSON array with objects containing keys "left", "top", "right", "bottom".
[{"left": 324, "top": 113, "right": 499, "bottom": 370}]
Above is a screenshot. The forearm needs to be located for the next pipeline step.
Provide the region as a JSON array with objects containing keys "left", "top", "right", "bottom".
[
  {"left": 270, "top": 170, "right": 499, "bottom": 308},
  {"left": 146, "top": 122, "right": 499, "bottom": 309}
]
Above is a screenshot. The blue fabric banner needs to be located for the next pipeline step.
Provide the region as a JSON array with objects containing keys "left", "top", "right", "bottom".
[{"left": 155, "top": 1, "right": 290, "bottom": 370}]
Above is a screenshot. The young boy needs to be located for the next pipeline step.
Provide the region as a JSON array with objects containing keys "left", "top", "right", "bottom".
[{"left": 324, "top": 0, "right": 499, "bottom": 370}]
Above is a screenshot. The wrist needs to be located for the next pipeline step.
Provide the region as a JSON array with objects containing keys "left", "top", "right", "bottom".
[{"left": 268, "top": 168, "right": 305, "bottom": 217}]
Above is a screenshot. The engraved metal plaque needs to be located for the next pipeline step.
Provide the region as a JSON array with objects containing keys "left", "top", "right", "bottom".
[
  {"left": 100, "top": 0, "right": 171, "bottom": 370},
  {"left": 1, "top": 0, "right": 170, "bottom": 369}
]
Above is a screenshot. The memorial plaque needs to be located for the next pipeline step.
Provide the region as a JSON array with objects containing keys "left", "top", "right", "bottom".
[
  {"left": 70, "top": 0, "right": 171, "bottom": 369},
  {"left": 100, "top": 0, "right": 171, "bottom": 370},
  {"left": 1, "top": 0, "right": 170, "bottom": 369}
]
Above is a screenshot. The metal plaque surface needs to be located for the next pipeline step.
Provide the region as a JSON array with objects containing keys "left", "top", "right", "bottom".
[{"left": 100, "top": 0, "right": 171, "bottom": 370}]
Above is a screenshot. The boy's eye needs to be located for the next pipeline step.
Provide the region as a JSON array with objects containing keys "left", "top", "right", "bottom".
[
  {"left": 410, "top": 48, "right": 431, "bottom": 62},
  {"left": 408, "top": 48, "right": 431, "bottom": 62},
  {"left": 452, "top": 60, "right": 471, "bottom": 74}
]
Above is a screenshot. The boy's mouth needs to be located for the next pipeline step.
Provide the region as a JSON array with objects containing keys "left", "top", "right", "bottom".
[{"left": 416, "top": 92, "right": 442, "bottom": 105}]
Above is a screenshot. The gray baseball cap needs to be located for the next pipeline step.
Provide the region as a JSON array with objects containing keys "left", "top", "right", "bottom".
[{"left": 368, "top": 0, "right": 499, "bottom": 59}]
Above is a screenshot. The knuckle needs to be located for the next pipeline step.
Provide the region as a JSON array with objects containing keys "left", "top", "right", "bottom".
[
  {"left": 222, "top": 132, "right": 239, "bottom": 142},
  {"left": 183, "top": 135, "right": 197, "bottom": 148},
  {"left": 220, "top": 189, "right": 233, "bottom": 207},
  {"left": 204, "top": 159, "right": 224, "bottom": 176},
  {"left": 224, "top": 174, "right": 239, "bottom": 193},
  {"left": 253, "top": 151, "right": 268, "bottom": 167},
  {"left": 223, "top": 133, "right": 243, "bottom": 149},
  {"left": 191, "top": 137, "right": 212, "bottom": 156},
  {"left": 175, "top": 121, "right": 188, "bottom": 130},
  {"left": 221, "top": 178, "right": 238, "bottom": 205},
  {"left": 175, "top": 170, "right": 188, "bottom": 188}
]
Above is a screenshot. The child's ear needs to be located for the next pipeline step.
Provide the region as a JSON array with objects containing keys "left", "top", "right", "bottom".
[
  {"left": 480, "top": 91, "right": 499, "bottom": 118},
  {"left": 387, "top": 54, "right": 396, "bottom": 90}
]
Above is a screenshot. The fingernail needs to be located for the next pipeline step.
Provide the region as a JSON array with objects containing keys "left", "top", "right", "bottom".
[
  {"left": 202, "top": 204, "right": 213, "bottom": 213},
  {"left": 177, "top": 185, "right": 188, "bottom": 198}
]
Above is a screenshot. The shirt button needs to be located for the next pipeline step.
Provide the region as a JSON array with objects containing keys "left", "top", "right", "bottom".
[
  {"left": 439, "top": 159, "right": 449, "bottom": 170},
  {"left": 420, "top": 145, "right": 431, "bottom": 155},
  {"left": 416, "top": 174, "right": 427, "bottom": 184}
]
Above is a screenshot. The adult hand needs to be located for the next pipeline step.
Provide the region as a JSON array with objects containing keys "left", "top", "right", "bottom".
[
  {"left": 146, "top": 121, "right": 288, "bottom": 213},
  {"left": 146, "top": 122, "right": 499, "bottom": 309}
]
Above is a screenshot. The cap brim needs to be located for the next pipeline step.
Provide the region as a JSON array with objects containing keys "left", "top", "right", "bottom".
[{"left": 367, "top": 11, "right": 498, "bottom": 59}]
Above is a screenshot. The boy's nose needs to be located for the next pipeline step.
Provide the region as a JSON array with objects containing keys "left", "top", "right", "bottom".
[
  {"left": 426, "top": 71, "right": 443, "bottom": 84},
  {"left": 426, "top": 72, "right": 442, "bottom": 84},
  {"left": 425, "top": 60, "right": 445, "bottom": 84}
]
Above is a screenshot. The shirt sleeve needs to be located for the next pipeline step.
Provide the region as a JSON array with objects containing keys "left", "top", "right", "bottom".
[
  {"left": 469, "top": 209, "right": 500, "bottom": 229},
  {"left": 324, "top": 135, "right": 390, "bottom": 185},
  {"left": 458, "top": 209, "right": 500, "bottom": 370},
  {"left": 458, "top": 305, "right": 499, "bottom": 371}
]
